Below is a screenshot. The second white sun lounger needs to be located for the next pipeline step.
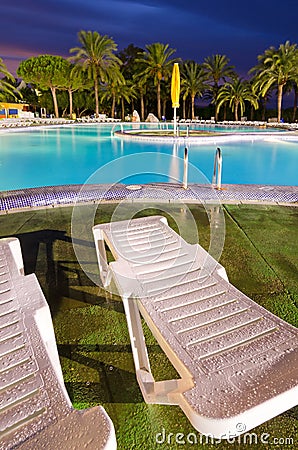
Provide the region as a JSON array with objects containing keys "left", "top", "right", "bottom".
[
  {"left": 93, "top": 215, "right": 298, "bottom": 439},
  {"left": 0, "top": 237, "right": 116, "bottom": 449}
]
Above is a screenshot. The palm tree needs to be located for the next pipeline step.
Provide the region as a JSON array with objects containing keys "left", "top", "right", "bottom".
[
  {"left": 160, "top": 80, "right": 171, "bottom": 119},
  {"left": 250, "top": 74, "right": 273, "bottom": 121},
  {"left": 101, "top": 68, "right": 133, "bottom": 119},
  {"left": 0, "top": 58, "right": 17, "bottom": 100},
  {"left": 132, "top": 73, "right": 148, "bottom": 121},
  {"left": 203, "top": 54, "right": 236, "bottom": 121},
  {"left": 101, "top": 67, "right": 125, "bottom": 118},
  {"left": 137, "top": 43, "right": 179, "bottom": 119},
  {"left": 250, "top": 41, "right": 298, "bottom": 122},
  {"left": 117, "top": 82, "right": 137, "bottom": 120},
  {"left": 216, "top": 78, "right": 259, "bottom": 121},
  {"left": 70, "top": 30, "right": 122, "bottom": 116},
  {"left": 181, "top": 62, "right": 207, "bottom": 120},
  {"left": 131, "top": 54, "right": 151, "bottom": 121}
]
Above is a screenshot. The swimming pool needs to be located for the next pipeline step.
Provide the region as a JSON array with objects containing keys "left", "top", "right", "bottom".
[{"left": 0, "top": 124, "right": 297, "bottom": 190}]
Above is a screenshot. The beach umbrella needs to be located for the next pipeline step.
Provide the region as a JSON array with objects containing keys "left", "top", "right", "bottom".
[{"left": 171, "top": 63, "right": 180, "bottom": 136}]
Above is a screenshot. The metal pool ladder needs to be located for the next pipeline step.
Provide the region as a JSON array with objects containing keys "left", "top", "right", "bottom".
[{"left": 212, "top": 147, "right": 222, "bottom": 190}]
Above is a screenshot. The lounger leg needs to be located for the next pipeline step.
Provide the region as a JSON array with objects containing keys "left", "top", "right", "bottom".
[
  {"left": 122, "top": 295, "right": 152, "bottom": 378},
  {"left": 123, "top": 295, "right": 186, "bottom": 405},
  {"left": 93, "top": 230, "right": 111, "bottom": 287}
]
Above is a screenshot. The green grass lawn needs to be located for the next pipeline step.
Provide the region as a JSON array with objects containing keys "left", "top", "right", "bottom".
[{"left": 0, "top": 202, "right": 297, "bottom": 449}]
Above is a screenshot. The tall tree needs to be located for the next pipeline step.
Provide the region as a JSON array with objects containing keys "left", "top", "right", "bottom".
[
  {"left": 17, "top": 55, "right": 69, "bottom": 117},
  {"left": 73, "top": 90, "right": 95, "bottom": 117},
  {"left": 137, "top": 43, "right": 179, "bottom": 119},
  {"left": 70, "top": 30, "right": 122, "bottom": 116},
  {"left": 250, "top": 41, "right": 298, "bottom": 122},
  {"left": 181, "top": 62, "right": 207, "bottom": 120},
  {"left": 203, "top": 54, "right": 235, "bottom": 121},
  {"left": 216, "top": 78, "right": 259, "bottom": 121},
  {"left": 118, "top": 43, "right": 144, "bottom": 80},
  {"left": 59, "top": 63, "right": 91, "bottom": 116}
]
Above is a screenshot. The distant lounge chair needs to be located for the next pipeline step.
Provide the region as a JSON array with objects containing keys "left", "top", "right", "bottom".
[
  {"left": 93, "top": 215, "right": 298, "bottom": 439},
  {"left": 0, "top": 237, "right": 116, "bottom": 449}
]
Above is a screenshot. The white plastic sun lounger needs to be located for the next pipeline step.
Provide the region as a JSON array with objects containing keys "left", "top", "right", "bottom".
[
  {"left": 93, "top": 215, "right": 298, "bottom": 439},
  {"left": 0, "top": 237, "right": 116, "bottom": 449}
]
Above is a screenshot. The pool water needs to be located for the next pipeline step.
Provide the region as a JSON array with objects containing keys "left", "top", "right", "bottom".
[{"left": 0, "top": 124, "right": 297, "bottom": 190}]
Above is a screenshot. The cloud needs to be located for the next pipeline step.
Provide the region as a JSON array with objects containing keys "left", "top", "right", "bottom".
[{"left": 1, "top": 0, "right": 298, "bottom": 75}]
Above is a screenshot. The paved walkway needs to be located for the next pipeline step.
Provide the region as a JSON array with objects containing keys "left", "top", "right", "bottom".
[{"left": 0, "top": 183, "right": 297, "bottom": 213}]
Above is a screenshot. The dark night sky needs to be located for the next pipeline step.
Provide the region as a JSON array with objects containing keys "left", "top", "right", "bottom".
[{"left": 1, "top": 0, "right": 298, "bottom": 105}]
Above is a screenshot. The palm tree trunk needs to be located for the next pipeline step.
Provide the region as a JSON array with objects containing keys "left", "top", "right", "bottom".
[
  {"left": 215, "top": 101, "right": 218, "bottom": 122},
  {"left": 261, "top": 97, "right": 267, "bottom": 121},
  {"left": 223, "top": 103, "right": 227, "bottom": 121},
  {"left": 234, "top": 101, "right": 239, "bottom": 121},
  {"left": 121, "top": 98, "right": 125, "bottom": 120},
  {"left": 292, "top": 85, "right": 297, "bottom": 122},
  {"left": 111, "top": 94, "right": 116, "bottom": 118},
  {"left": 94, "top": 76, "right": 99, "bottom": 117},
  {"left": 50, "top": 87, "right": 59, "bottom": 118},
  {"left": 68, "top": 89, "right": 73, "bottom": 116},
  {"left": 214, "top": 84, "right": 219, "bottom": 122},
  {"left": 140, "top": 93, "right": 145, "bottom": 121},
  {"left": 277, "top": 84, "right": 283, "bottom": 122},
  {"left": 191, "top": 95, "right": 195, "bottom": 120},
  {"left": 157, "top": 81, "right": 161, "bottom": 119},
  {"left": 183, "top": 99, "right": 186, "bottom": 119},
  {"left": 144, "top": 97, "right": 147, "bottom": 120}
]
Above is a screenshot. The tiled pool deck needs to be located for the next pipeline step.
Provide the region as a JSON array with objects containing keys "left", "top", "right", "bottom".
[{"left": 0, "top": 183, "right": 297, "bottom": 213}]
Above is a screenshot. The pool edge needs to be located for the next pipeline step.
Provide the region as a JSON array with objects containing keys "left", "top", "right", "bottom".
[{"left": 0, "top": 183, "right": 297, "bottom": 214}]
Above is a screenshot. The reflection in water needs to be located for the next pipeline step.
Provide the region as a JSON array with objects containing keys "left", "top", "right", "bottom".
[
  {"left": 70, "top": 127, "right": 76, "bottom": 153},
  {"left": 54, "top": 128, "right": 61, "bottom": 156},
  {"left": 168, "top": 142, "right": 181, "bottom": 183}
]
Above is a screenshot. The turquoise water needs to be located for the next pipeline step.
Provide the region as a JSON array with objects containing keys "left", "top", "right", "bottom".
[{"left": 0, "top": 124, "right": 297, "bottom": 190}]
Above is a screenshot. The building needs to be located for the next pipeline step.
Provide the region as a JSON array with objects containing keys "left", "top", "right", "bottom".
[{"left": 0, "top": 102, "right": 34, "bottom": 119}]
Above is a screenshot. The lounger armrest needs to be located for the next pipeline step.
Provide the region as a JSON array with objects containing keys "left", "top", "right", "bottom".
[{"left": 109, "top": 260, "right": 139, "bottom": 297}]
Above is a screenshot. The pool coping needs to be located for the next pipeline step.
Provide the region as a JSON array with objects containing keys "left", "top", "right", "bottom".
[
  {"left": 0, "top": 183, "right": 297, "bottom": 214},
  {"left": 114, "top": 129, "right": 298, "bottom": 144}
]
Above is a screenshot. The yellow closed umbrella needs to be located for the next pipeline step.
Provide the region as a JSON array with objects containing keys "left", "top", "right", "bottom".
[{"left": 171, "top": 63, "right": 180, "bottom": 136}]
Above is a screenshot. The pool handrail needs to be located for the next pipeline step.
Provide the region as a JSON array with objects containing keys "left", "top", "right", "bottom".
[{"left": 212, "top": 147, "right": 222, "bottom": 190}]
